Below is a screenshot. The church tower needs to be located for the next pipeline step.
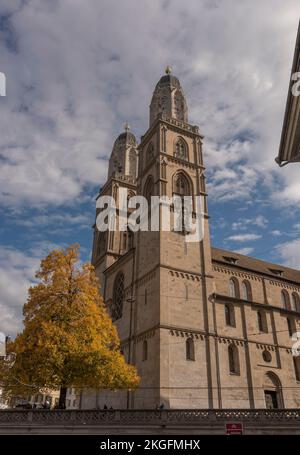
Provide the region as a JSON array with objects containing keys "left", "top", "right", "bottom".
[{"left": 86, "top": 68, "right": 219, "bottom": 409}]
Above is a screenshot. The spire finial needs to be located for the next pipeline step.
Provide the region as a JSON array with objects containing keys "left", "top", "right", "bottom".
[
  {"left": 124, "top": 122, "right": 130, "bottom": 132},
  {"left": 165, "top": 65, "right": 172, "bottom": 75}
]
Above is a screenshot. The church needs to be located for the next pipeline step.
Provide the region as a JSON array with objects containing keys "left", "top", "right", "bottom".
[{"left": 81, "top": 68, "right": 300, "bottom": 410}]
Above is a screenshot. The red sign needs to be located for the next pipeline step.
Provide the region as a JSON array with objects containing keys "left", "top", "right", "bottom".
[{"left": 226, "top": 423, "right": 243, "bottom": 435}]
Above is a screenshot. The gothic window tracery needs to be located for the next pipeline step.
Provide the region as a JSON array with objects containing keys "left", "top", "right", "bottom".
[
  {"left": 174, "top": 137, "right": 188, "bottom": 161},
  {"left": 173, "top": 172, "right": 190, "bottom": 197},
  {"left": 111, "top": 273, "right": 125, "bottom": 321}
]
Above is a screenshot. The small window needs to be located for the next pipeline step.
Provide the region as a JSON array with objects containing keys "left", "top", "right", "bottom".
[
  {"left": 145, "top": 289, "right": 148, "bottom": 305},
  {"left": 281, "top": 290, "right": 290, "bottom": 310},
  {"left": 223, "top": 256, "right": 238, "bottom": 264},
  {"left": 269, "top": 268, "right": 283, "bottom": 276},
  {"left": 142, "top": 340, "right": 148, "bottom": 361},
  {"left": 292, "top": 293, "right": 300, "bottom": 312},
  {"left": 228, "top": 344, "right": 240, "bottom": 375},
  {"left": 185, "top": 284, "right": 189, "bottom": 300},
  {"left": 229, "top": 278, "right": 239, "bottom": 298},
  {"left": 242, "top": 280, "right": 252, "bottom": 301},
  {"left": 186, "top": 337, "right": 195, "bottom": 361},
  {"left": 257, "top": 311, "right": 268, "bottom": 333},
  {"left": 225, "top": 304, "right": 235, "bottom": 327},
  {"left": 287, "top": 317, "right": 296, "bottom": 337},
  {"left": 262, "top": 350, "right": 272, "bottom": 363},
  {"left": 294, "top": 357, "right": 300, "bottom": 381}
]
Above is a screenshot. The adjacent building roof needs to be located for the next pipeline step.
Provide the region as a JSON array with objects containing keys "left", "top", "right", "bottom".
[
  {"left": 276, "top": 20, "right": 300, "bottom": 166},
  {"left": 212, "top": 247, "right": 300, "bottom": 285}
]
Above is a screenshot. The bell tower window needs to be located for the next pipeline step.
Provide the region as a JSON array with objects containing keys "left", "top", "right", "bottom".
[{"left": 174, "top": 137, "right": 188, "bottom": 161}]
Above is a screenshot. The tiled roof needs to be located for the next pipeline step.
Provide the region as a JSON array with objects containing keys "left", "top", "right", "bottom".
[{"left": 211, "top": 247, "right": 300, "bottom": 284}]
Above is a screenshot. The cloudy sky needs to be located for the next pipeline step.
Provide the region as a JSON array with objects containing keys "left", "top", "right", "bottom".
[{"left": 0, "top": 0, "right": 299, "bottom": 336}]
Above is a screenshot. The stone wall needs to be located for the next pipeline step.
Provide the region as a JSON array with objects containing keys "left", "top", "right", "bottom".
[{"left": 1, "top": 409, "right": 300, "bottom": 434}]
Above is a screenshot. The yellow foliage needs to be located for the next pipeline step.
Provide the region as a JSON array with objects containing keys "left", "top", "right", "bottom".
[{"left": 0, "top": 244, "right": 139, "bottom": 398}]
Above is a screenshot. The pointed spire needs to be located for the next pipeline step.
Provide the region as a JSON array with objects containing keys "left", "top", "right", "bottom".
[{"left": 165, "top": 65, "right": 172, "bottom": 75}]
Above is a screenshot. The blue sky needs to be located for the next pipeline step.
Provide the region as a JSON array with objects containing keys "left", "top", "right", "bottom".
[{"left": 0, "top": 0, "right": 299, "bottom": 335}]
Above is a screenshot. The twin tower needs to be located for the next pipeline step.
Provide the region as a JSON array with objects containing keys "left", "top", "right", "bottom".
[{"left": 85, "top": 68, "right": 217, "bottom": 409}]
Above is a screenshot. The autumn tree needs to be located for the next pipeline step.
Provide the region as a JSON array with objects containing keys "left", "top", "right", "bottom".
[{"left": 0, "top": 244, "right": 139, "bottom": 408}]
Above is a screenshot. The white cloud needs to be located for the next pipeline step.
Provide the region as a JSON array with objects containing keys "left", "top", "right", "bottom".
[
  {"left": 0, "top": 246, "right": 38, "bottom": 336},
  {"left": 232, "top": 215, "right": 268, "bottom": 231},
  {"left": 277, "top": 239, "right": 300, "bottom": 269},
  {"left": 227, "top": 233, "right": 262, "bottom": 242},
  {"left": 271, "top": 229, "right": 281, "bottom": 236},
  {"left": 0, "top": 240, "right": 78, "bottom": 336},
  {"left": 0, "top": 0, "right": 298, "bottom": 208},
  {"left": 233, "top": 247, "right": 254, "bottom": 255}
]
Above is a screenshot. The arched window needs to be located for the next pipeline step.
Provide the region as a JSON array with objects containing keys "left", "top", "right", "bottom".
[
  {"left": 143, "top": 175, "right": 154, "bottom": 206},
  {"left": 225, "top": 304, "right": 235, "bottom": 327},
  {"left": 186, "top": 337, "right": 195, "bottom": 361},
  {"left": 229, "top": 278, "right": 239, "bottom": 298},
  {"left": 292, "top": 293, "right": 300, "bottom": 312},
  {"left": 146, "top": 143, "right": 154, "bottom": 164},
  {"left": 174, "top": 137, "right": 188, "bottom": 160},
  {"left": 287, "top": 317, "right": 296, "bottom": 337},
  {"left": 281, "top": 290, "right": 290, "bottom": 310},
  {"left": 264, "top": 372, "right": 283, "bottom": 408},
  {"left": 257, "top": 311, "right": 268, "bottom": 333},
  {"left": 111, "top": 273, "right": 124, "bottom": 321},
  {"left": 242, "top": 280, "right": 252, "bottom": 301},
  {"left": 142, "top": 340, "right": 148, "bottom": 361},
  {"left": 173, "top": 172, "right": 191, "bottom": 197},
  {"left": 228, "top": 344, "right": 240, "bottom": 375}
]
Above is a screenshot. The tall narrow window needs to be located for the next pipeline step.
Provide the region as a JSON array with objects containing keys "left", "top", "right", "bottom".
[
  {"left": 144, "top": 289, "right": 147, "bottom": 305},
  {"left": 186, "top": 337, "right": 195, "bottom": 361},
  {"left": 146, "top": 143, "right": 154, "bottom": 164},
  {"left": 111, "top": 273, "right": 124, "bottom": 321},
  {"left": 144, "top": 176, "right": 154, "bottom": 206},
  {"left": 228, "top": 344, "right": 240, "bottom": 375},
  {"left": 292, "top": 293, "right": 300, "bottom": 312},
  {"left": 281, "top": 290, "right": 290, "bottom": 310},
  {"left": 225, "top": 304, "right": 235, "bottom": 327},
  {"left": 173, "top": 172, "right": 192, "bottom": 233},
  {"left": 294, "top": 357, "right": 300, "bottom": 381},
  {"left": 142, "top": 340, "right": 148, "bottom": 361},
  {"left": 185, "top": 284, "right": 189, "bottom": 300},
  {"left": 257, "top": 311, "right": 268, "bottom": 333},
  {"left": 242, "top": 280, "right": 252, "bottom": 301},
  {"left": 229, "top": 278, "right": 239, "bottom": 298},
  {"left": 287, "top": 317, "right": 296, "bottom": 337}
]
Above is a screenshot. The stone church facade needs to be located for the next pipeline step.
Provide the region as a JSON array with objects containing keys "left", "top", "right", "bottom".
[{"left": 82, "top": 69, "right": 300, "bottom": 410}]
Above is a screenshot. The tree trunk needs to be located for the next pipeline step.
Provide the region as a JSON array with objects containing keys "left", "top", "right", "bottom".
[{"left": 58, "top": 386, "right": 67, "bottom": 409}]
